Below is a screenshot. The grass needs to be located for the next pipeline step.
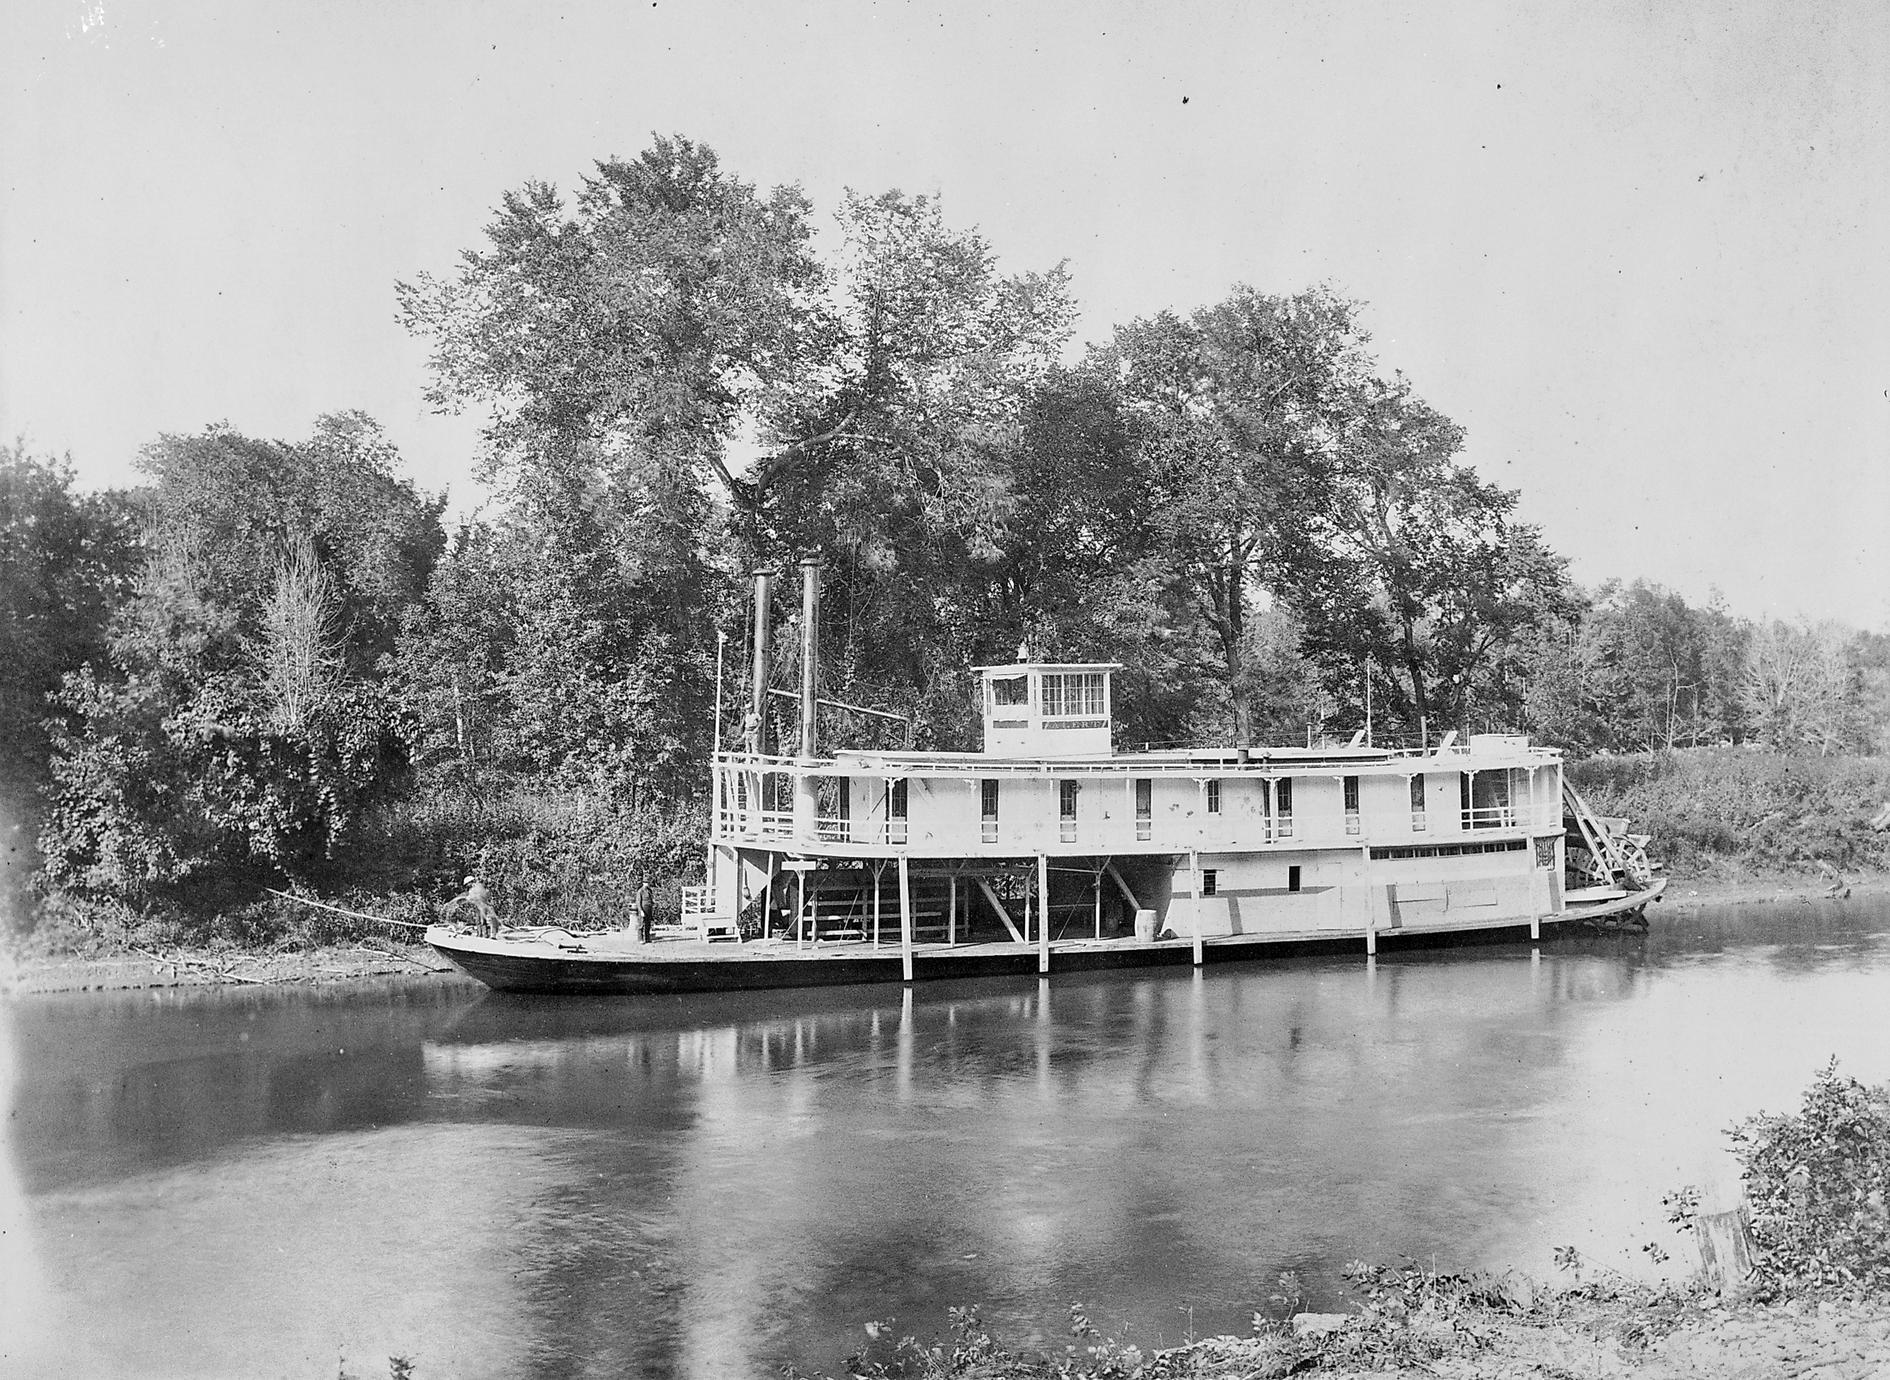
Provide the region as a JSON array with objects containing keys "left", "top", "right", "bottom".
[{"left": 1568, "top": 747, "right": 1890, "bottom": 881}]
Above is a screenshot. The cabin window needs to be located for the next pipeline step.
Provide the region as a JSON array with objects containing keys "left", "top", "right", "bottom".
[
  {"left": 1206, "top": 779, "right": 1221, "bottom": 814},
  {"left": 990, "top": 675, "right": 1029, "bottom": 708},
  {"left": 981, "top": 778, "right": 999, "bottom": 843},
  {"left": 1134, "top": 777, "right": 1152, "bottom": 841},
  {"left": 1467, "top": 771, "right": 1510, "bottom": 830},
  {"left": 1343, "top": 775, "right": 1360, "bottom": 836},
  {"left": 818, "top": 777, "right": 850, "bottom": 842},
  {"left": 1059, "top": 779, "right": 1078, "bottom": 843},
  {"left": 1410, "top": 773, "right": 1427, "bottom": 832},
  {"left": 889, "top": 777, "right": 908, "bottom": 844},
  {"left": 1287, "top": 865, "right": 1302, "bottom": 893},
  {"left": 1041, "top": 671, "right": 1106, "bottom": 719},
  {"left": 1275, "top": 777, "right": 1294, "bottom": 839},
  {"left": 1201, "top": 868, "right": 1218, "bottom": 896}
]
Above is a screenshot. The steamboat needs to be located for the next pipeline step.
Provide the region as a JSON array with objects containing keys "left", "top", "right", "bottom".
[{"left": 429, "top": 563, "right": 1663, "bottom": 994}]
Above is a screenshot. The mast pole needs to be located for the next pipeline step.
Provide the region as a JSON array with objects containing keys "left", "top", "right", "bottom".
[{"left": 794, "top": 560, "right": 821, "bottom": 842}]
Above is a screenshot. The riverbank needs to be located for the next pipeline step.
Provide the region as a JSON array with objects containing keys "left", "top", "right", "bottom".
[
  {"left": 794, "top": 1280, "right": 1890, "bottom": 1379},
  {"left": 0, "top": 935, "right": 469, "bottom": 996},
  {"left": 1126, "top": 1288, "right": 1890, "bottom": 1379}
]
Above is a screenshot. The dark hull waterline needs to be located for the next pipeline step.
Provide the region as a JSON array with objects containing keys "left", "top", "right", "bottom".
[{"left": 427, "top": 881, "right": 1665, "bottom": 995}]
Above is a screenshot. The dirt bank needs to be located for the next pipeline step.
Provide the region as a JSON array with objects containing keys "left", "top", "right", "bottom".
[
  {"left": 0, "top": 936, "right": 471, "bottom": 996},
  {"left": 1277, "top": 1292, "right": 1890, "bottom": 1379}
]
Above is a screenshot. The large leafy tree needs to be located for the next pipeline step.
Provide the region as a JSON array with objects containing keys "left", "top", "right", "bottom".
[
  {"left": 397, "top": 137, "right": 810, "bottom": 788},
  {"left": 1290, "top": 372, "right": 1576, "bottom": 737},
  {"left": 399, "top": 136, "right": 827, "bottom": 510},
  {"left": 1098, "top": 285, "right": 1370, "bottom": 745},
  {"left": 751, "top": 190, "right": 1077, "bottom": 748},
  {"left": 41, "top": 419, "right": 443, "bottom": 899}
]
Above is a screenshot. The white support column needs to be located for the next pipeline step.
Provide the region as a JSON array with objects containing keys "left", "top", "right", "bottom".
[
  {"left": 1190, "top": 849, "right": 1203, "bottom": 967},
  {"left": 795, "top": 868, "right": 806, "bottom": 950},
  {"left": 1093, "top": 866, "right": 1102, "bottom": 939},
  {"left": 948, "top": 873, "right": 958, "bottom": 945},
  {"left": 1037, "top": 853, "right": 1051, "bottom": 974},
  {"left": 873, "top": 861, "right": 882, "bottom": 950},
  {"left": 764, "top": 852, "right": 776, "bottom": 940},
  {"left": 898, "top": 853, "right": 914, "bottom": 983}
]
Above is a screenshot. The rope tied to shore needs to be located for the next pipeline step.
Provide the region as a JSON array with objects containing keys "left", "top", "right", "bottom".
[{"left": 265, "top": 888, "right": 433, "bottom": 930}]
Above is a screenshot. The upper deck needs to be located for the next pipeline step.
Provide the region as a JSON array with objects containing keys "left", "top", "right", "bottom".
[{"left": 713, "top": 658, "right": 1564, "bottom": 857}]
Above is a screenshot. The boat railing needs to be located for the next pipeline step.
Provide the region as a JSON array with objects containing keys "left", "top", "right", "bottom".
[{"left": 712, "top": 801, "right": 1564, "bottom": 851}]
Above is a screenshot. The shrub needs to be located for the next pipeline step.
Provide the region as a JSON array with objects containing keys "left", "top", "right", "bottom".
[
  {"left": 1729, "top": 1059, "right": 1890, "bottom": 1294},
  {"left": 1567, "top": 748, "right": 1890, "bottom": 877}
]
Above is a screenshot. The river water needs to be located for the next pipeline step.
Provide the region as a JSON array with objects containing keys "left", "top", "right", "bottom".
[{"left": 4, "top": 897, "right": 1889, "bottom": 1378}]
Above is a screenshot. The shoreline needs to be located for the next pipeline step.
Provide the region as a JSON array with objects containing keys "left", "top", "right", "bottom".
[
  {"left": 0, "top": 936, "right": 473, "bottom": 997},
  {"left": 3, "top": 869, "right": 1878, "bottom": 998},
  {"left": 1046, "top": 1286, "right": 1890, "bottom": 1379}
]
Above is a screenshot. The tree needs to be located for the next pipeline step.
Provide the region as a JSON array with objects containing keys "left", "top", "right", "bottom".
[
  {"left": 0, "top": 443, "right": 139, "bottom": 807},
  {"left": 398, "top": 135, "right": 826, "bottom": 515},
  {"left": 1292, "top": 372, "right": 1576, "bottom": 737},
  {"left": 1741, "top": 620, "right": 1858, "bottom": 755},
  {"left": 1099, "top": 285, "right": 1369, "bottom": 745},
  {"left": 397, "top": 137, "right": 814, "bottom": 789},
  {"left": 40, "top": 419, "right": 442, "bottom": 900},
  {"left": 749, "top": 190, "right": 1078, "bottom": 748}
]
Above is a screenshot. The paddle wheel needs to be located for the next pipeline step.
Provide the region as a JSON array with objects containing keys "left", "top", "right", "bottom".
[{"left": 1563, "top": 782, "right": 1660, "bottom": 928}]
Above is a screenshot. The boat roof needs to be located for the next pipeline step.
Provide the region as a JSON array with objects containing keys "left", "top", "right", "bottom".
[{"left": 816, "top": 740, "right": 1559, "bottom": 775}]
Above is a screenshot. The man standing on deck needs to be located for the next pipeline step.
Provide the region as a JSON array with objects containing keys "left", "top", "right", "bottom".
[
  {"left": 634, "top": 877, "right": 654, "bottom": 943},
  {"left": 448, "top": 875, "right": 499, "bottom": 937}
]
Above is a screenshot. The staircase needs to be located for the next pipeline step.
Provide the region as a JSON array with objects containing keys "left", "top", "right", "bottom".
[{"left": 787, "top": 869, "right": 965, "bottom": 944}]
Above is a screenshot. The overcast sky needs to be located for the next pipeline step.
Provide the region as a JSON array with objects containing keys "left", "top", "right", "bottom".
[{"left": 4, "top": 0, "right": 1885, "bottom": 627}]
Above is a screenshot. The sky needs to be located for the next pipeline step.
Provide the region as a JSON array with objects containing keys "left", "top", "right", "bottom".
[{"left": 3, "top": 0, "right": 1886, "bottom": 628}]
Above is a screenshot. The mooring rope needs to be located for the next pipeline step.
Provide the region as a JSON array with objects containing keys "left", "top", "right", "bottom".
[{"left": 265, "top": 888, "right": 432, "bottom": 931}]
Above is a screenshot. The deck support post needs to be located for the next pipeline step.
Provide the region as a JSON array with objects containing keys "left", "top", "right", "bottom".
[
  {"left": 898, "top": 854, "right": 914, "bottom": 983},
  {"left": 795, "top": 867, "right": 806, "bottom": 949},
  {"left": 1093, "top": 865, "right": 1103, "bottom": 939},
  {"left": 873, "top": 861, "right": 883, "bottom": 949},
  {"left": 1105, "top": 861, "right": 1141, "bottom": 913},
  {"left": 1037, "top": 853, "right": 1051, "bottom": 974},
  {"left": 1530, "top": 910, "right": 1540, "bottom": 942},
  {"left": 1363, "top": 839, "right": 1378, "bottom": 955},
  {"left": 1190, "top": 849, "right": 1203, "bottom": 967},
  {"left": 975, "top": 877, "right": 1025, "bottom": 943},
  {"left": 948, "top": 873, "right": 958, "bottom": 945},
  {"left": 764, "top": 853, "right": 777, "bottom": 940}
]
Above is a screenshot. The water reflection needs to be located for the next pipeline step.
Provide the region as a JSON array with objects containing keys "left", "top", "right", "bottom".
[{"left": 6, "top": 900, "right": 1890, "bottom": 1377}]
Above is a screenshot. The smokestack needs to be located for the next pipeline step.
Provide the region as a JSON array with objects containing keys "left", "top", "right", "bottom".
[
  {"left": 748, "top": 569, "right": 774, "bottom": 752},
  {"left": 798, "top": 559, "right": 822, "bottom": 761}
]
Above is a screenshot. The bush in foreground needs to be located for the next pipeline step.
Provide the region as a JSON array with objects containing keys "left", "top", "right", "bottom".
[{"left": 1731, "top": 1059, "right": 1890, "bottom": 1295}]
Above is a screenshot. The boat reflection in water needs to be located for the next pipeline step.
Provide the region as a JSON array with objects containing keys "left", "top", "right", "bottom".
[{"left": 9, "top": 901, "right": 1890, "bottom": 1378}]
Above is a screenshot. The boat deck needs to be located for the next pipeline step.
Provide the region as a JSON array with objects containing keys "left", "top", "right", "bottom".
[{"left": 426, "top": 878, "right": 1663, "bottom": 994}]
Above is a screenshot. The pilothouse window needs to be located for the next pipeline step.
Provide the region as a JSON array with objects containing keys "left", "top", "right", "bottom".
[
  {"left": 990, "top": 675, "right": 1029, "bottom": 708},
  {"left": 1041, "top": 672, "right": 1105, "bottom": 718}
]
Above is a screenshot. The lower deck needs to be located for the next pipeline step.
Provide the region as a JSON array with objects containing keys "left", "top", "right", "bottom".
[{"left": 427, "top": 879, "right": 1663, "bottom": 995}]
